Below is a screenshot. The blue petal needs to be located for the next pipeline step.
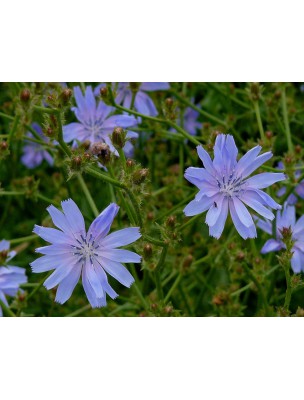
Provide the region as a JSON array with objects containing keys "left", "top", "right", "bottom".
[
  {"left": 229, "top": 199, "right": 257, "bottom": 239},
  {"left": 232, "top": 197, "right": 254, "bottom": 228},
  {"left": 183, "top": 196, "right": 215, "bottom": 216},
  {"left": 61, "top": 199, "right": 86, "bottom": 236},
  {"left": 33, "top": 225, "right": 73, "bottom": 245},
  {"left": 241, "top": 192, "right": 275, "bottom": 220},
  {"left": 291, "top": 248, "right": 304, "bottom": 273},
  {"left": 82, "top": 262, "right": 106, "bottom": 308},
  {"left": 99, "top": 258, "right": 134, "bottom": 288},
  {"left": 209, "top": 197, "right": 229, "bottom": 239},
  {"left": 44, "top": 262, "right": 75, "bottom": 290},
  {"left": 240, "top": 152, "right": 273, "bottom": 179},
  {"left": 140, "top": 82, "right": 170, "bottom": 91},
  {"left": 135, "top": 91, "right": 158, "bottom": 116},
  {"left": 261, "top": 239, "right": 283, "bottom": 254},
  {"left": 101, "top": 227, "right": 141, "bottom": 248},
  {"left": 102, "top": 114, "right": 138, "bottom": 129},
  {"left": 55, "top": 263, "right": 82, "bottom": 304},
  {"left": 47, "top": 205, "right": 74, "bottom": 236},
  {"left": 197, "top": 146, "right": 216, "bottom": 175},
  {"left": 94, "top": 262, "right": 118, "bottom": 299},
  {"left": 63, "top": 122, "right": 86, "bottom": 143},
  {"left": 88, "top": 203, "right": 119, "bottom": 240},
  {"left": 245, "top": 172, "right": 286, "bottom": 189},
  {"left": 101, "top": 249, "right": 141, "bottom": 263}
]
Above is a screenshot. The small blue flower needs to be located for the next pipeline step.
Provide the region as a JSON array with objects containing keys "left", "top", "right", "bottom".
[
  {"left": 63, "top": 86, "right": 139, "bottom": 155},
  {"left": 21, "top": 123, "right": 54, "bottom": 169},
  {"left": 276, "top": 161, "right": 304, "bottom": 205},
  {"left": 0, "top": 240, "right": 27, "bottom": 317},
  {"left": 94, "top": 82, "right": 170, "bottom": 116},
  {"left": 31, "top": 200, "right": 141, "bottom": 307},
  {"left": 183, "top": 134, "right": 286, "bottom": 239},
  {"left": 257, "top": 203, "right": 304, "bottom": 273},
  {"left": 171, "top": 104, "right": 201, "bottom": 137}
]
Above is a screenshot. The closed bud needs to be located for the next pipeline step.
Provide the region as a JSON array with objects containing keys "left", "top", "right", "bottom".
[
  {"left": 126, "top": 158, "right": 135, "bottom": 168},
  {"left": 83, "top": 152, "right": 91, "bottom": 161},
  {"left": 164, "top": 306, "right": 173, "bottom": 314},
  {"left": 60, "top": 88, "right": 73, "bottom": 104},
  {"left": 129, "top": 82, "right": 140, "bottom": 92},
  {"left": 20, "top": 89, "right": 31, "bottom": 103},
  {"left": 165, "top": 97, "right": 174, "bottom": 110},
  {"left": 250, "top": 82, "right": 260, "bottom": 100},
  {"left": 236, "top": 251, "right": 245, "bottom": 261},
  {"left": 0, "top": 141, "right": 8, "bottom": 150},
  {"left": 111, "top": 127, "right": 126, "bottom": 148},
  {"left": 71, "top": 155, "right": 82, "bottom": 170},
  {"left": 265, "top": 130, "right": 273, "bottom": 139},
  {"left": 147, "top": 212, "right": 154, "bottom": 220},
  {"left": 143, "top": 244, "right": 153, "bottom": 259},
  {"left": 100, "top": 87, "right": 108, "bottom": 98},
  {"left": 132, "top": 168, "right": 149, "bottom": 184},
  {"left": 166, "top": 215, "right": 176, "bottom": 228},
  {"left": 45, "top": 127, "right": 54, "bottom": 137},
  {"left": 295, "top": 145, "right": 301, "bottom": 154},
  {"left": 279, "top": 226, "right": 292, "bottom": 241}
]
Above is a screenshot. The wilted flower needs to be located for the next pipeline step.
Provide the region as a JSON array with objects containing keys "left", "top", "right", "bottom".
[
  {"left": 63, "top": 86, "right": 139, "bottom": 156},
  {"left": 276, "top": 161, "right": 304, "bottom": 205},
  {"left": 184, "top": 134, "right": 286, "bottom": 239},
  {"left": 21, "top": 123, "right": 54, "bottom": 169},
  {"left": 94, "top": 82, "right": 170, "bottom": 116},
  {"left": 257, "top": 203, "right": 304, "bottom": 273},
  {"left": 31, "top": 200, "right": 141, "bottom": 307},
  {"left": 0, "top": 240, "right": 27, "bottom": 317}
]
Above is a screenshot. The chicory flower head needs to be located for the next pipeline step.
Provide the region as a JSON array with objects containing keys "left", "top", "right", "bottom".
[
  {"left": 257, "top": 203, "right": 304, "bottom": 273},
  {"left": 0, "top": 240, "right": 27, "bottom": 317},
  {"left": 63, "top": 86, "right": 139, "bottom": 155},
  {"left": 94, "top": 82, "right": 170, "bottom": 116},
  {"left": 21, "top": 123, "right": 54, "bottom": 169},
  {"left": 31, "top": 200, "right": 141, "bottom": 308},
  {"left": 184, "top": 134, "right": 286, "bottom": 239}
]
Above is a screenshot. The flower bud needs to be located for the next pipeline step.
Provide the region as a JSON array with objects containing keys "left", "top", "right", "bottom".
[
  {"left": 0, "top": 141, "right": 8, "bottom": 151},
  {"left": 166, "top": 216, "right": 176, "bottom": 228},
  {"left": 100, "top": 87, "right": 108, "bottom": 98},
  {"left": 80, "top": 140, "right": 91, "bottom": 150},
  {"left": 71, "top": 155, "right": 82, "bottom": 170},
  {"left": 59, "top": 88, "right": 73, "bottom": 105},
  {"left": 111, "top": 127, "right": 126, "bottom": 149},
  {"left": 129, "top": 82, "right": 140, "bottom": 92},
  {"left": 165, "top": 97, "right": 174, "bottom": 110},
  {"left": 132, "top": 168, "right": 149, "bottom": 184},
  {"left": 265, "top": 131, "right": 273, "bottom": 139},
  {"left": 143, "top": 244, "right": 153, "bottom": 259},
  {"left": 295, "top": 145, "right": 301, "bottom": 154},
  {"left": 250, "top": 82, "right": 260, "bottom": 101},
  {"left": 20, "top": 89, "right": 31, "bottom": 103},
  {"left": 126, "top": 158, "right": 135, "bottom": 168}
]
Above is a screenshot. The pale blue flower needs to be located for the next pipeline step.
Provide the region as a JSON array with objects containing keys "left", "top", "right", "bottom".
[
  {"left": 31, "top": 200, "right": 141, "bottom": 307},
  {"left": 257, "top": 203, "right": 304, "bottom": 273},
  {"left": 94, "top": 82, "right": 170, "bottom": 116},
  {"left": 63, "top": 86, "right": 139, "bottom": 155},
  {"left": 21, "top": 123, "right": 54, "bottom": 169},
  {"left": 184, "top": 134, "right": 286, "bottom": 239},
  {"left": 0, "top": 240, "right": 27, "bottom": 317}
]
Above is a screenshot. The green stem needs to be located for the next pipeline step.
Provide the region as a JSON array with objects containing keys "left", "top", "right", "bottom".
[
  {"left": 283, "top": 264, "right": 292, "bottom": 310},
  {"left": 169, "top": 89, "right": 229, "bottom": 127},
  {"left": 253, "top": 100, "right": 265, "bottom": 141},
  {"left": 132, "top": 282, "right": 149, "bottom": 310},
  {"left": 177, "top": 214, "right": 201, "bottom": 232},
  {"left": 10, "top": 234, "right": 37, "bottom": 245},
  {"left": 65, "top": 304, "right": 92, "bottom": 317},
  {"left": 164, "top": 272, "right": 182, "bottom": 303},
  {"left": 242, "top": 262, "right": 270, "bottom": 316},
  {"left": 281, "top": 87, "right": 293, "bottom": 153},
  {"left": 0, "top": 111, "right": 14, "bottom": 121},
  {"left": 26, "top": 272, "right": 52, "bottom": 302},
  {"left": 154, "top": 245, "right": 168, "bottom": 301},
  {"left": 77, "top": 174, "right": 99, "bottom": 218},
  {"left": 0, "top": 299, "right": 16, "bottom": 317}
]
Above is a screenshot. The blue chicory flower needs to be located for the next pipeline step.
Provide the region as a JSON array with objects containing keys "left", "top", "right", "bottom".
[
  {"left": 171, "top": 105, "right": 201, "bottom": 137},
  {"left": 183, "top": 134, "right": 286, "bottom": 239},
  {"left": 21, "top": 123, "right": 54, "bottom": 169},
  {"left": 0, "top": 240, "right": 27, "bottom": 317},
  {"left": 63, "top": 86, "right": 139, "bottom": 156},
  {"left": 94, "top": 82, "right": 170, "bottom": 116},
  {"left": 276, "top": 161, "right": 304, "bottom": 205},
  {"left": 31, "top": 200, "right": 141, "bottom": 307},
  {"left": 257, "top": 203, "right": 304, "bottom": 273}
]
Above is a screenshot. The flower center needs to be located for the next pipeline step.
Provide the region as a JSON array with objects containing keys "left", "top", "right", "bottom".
[
  {"left": 216, "top": 172, "right": 244, "bottom": 198},
  {"left": 72, "top": 234, "right": 99, "bottom": 264}
]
